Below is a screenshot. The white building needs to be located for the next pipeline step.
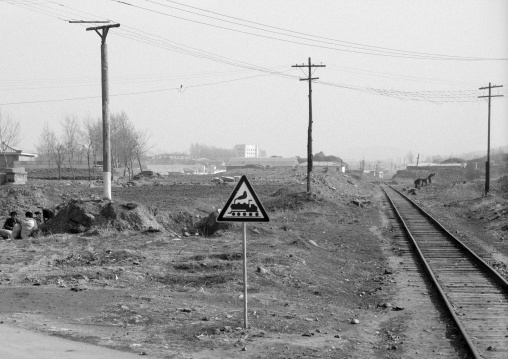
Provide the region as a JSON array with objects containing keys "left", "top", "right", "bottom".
[{"left": 234, "top": 144, "right": 259, "bottom": 158}]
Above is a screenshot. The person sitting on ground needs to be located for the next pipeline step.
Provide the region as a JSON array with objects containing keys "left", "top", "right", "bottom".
[
  {"left": 43, "top": 208, "right": 55, "bottom": 223},
  {"left": 20, "top": 212, "right": 38, "bottom": 239},
  {"left": 0, "top": 211, "right": 20, "bottom": 240},
  {"left": 34, "top": 211, "right": 43, "bottom": 225}
]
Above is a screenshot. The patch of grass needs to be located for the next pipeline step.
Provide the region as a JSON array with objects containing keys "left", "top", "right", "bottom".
[
  {"left": 188, "top": 253, "right": 242, "bottom": 261},
  {"left": 173, "top": 261, "right": 235, "bottom": 272},
  {"left": 155, "top": 272, "right": 237, "bottom": 287}
]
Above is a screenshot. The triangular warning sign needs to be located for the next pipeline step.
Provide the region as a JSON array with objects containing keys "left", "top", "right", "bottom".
[{"left": 216, "top": 175, "right": 269, "bottom": 222}]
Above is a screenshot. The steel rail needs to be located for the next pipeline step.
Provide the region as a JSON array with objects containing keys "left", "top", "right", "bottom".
[
  {"left": 382, "top": 185, "right": 508, "bottom": 358},
  {"left": 388, "top": 185, "right": 508, "bottom": 289},
  {"left": 382, "top": 185, "right": 482, "bottom": 358}
]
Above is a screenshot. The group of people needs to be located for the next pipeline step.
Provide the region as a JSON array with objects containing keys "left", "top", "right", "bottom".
[
  {"left": 414, "top": 173, "right": 436, "bottom": 189},
  {"left": 0, "top": 210, "right": 43, "bottom": 240}
]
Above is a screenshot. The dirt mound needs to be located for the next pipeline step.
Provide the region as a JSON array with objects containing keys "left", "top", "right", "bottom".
[
  {"left": 497, "top": 175, "right": 508, "bottom": 193},
  {"left": 264, "top": 188, "right": 320, "bottom": 211},
  {"left": 195, "top": 212, "right": 232, "bottom": 236},
  {"left": 42, "top": 199, "right": 163, "bottom": 234}
]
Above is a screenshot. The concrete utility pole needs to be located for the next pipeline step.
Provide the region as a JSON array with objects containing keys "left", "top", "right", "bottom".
[
  {"left": 478, "top": 83, "right": 503, "bottom": 195},
  {"left": 292, "top": 58, "right": 325, "bottom": 194},
  {"left": 86, "top": 23, "right": 120, "bottom": 200},
  {"left": 70, "top": 21, "right": 119, "bottom": 199}
]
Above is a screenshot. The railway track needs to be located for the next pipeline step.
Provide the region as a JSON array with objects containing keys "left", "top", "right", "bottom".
[{"left": 382, "top": 185, "right": 508, "bottom": 359}]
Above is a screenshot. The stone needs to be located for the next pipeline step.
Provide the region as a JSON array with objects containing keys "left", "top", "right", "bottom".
[
  {"left": 350, "top": 319, "right": 360, "bottom": 324},
  {"left": 257, "top": 266, "right": 268, "bottom": 274}
]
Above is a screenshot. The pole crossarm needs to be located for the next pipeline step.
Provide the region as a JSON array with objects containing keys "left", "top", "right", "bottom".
[
  {"left": 86, "top": 24, "right": 120, "bottom": 42},
  {"left": 69, "top": 21, "right": 111, "bottom": 24},
  {"left": 479, "top": 84, "right": 503, "bottom": 98},
  {"left": 85, "top": 23, "right": 121, "bottom": 31}
]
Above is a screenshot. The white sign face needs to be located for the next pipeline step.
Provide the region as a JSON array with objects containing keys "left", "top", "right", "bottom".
[{"left": 216, "top": 176, "right": 269, "bottom": 222}]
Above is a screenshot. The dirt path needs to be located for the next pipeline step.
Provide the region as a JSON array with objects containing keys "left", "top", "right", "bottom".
[{"left": 0, "top": 324, "right": 143, "bottom": 359}]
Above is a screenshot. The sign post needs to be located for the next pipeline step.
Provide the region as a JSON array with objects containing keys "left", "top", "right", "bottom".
[
  {"left": 216, "top": 175, "right": 269, "bottom": 329},
  {"left": 242, "top": 222, "right": 247, "bottom": 328}
]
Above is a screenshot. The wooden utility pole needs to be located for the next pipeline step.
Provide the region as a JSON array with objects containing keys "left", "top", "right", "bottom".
[
  {"left": 415, "top": 153, "right": 420, "bottom": 180},
  {"left": 479, "top": 83, "right": 503, "bottom": 195},
  {"left": 292, "top": 58, "right": 325, "bottom": 194}
]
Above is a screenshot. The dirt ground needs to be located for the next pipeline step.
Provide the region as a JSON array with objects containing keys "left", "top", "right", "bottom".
[{"left": 0, "top": 167, "right": 506, "bottom": 358}]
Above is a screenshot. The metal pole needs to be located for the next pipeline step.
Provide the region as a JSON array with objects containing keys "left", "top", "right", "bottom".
[
  {"left": 101, "top": 31, "right": 112, "bottom": 200},
  {"left": 242, "top": 222, "right": 248, "bottom": 329}
]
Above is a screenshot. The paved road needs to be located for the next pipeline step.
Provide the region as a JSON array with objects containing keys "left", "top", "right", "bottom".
[{"left": 0, "top": 324, "right": 145, "bottom": 359}]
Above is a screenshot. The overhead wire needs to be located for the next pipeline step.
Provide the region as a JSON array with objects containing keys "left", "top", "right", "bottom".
[
  {"left": 115, "top": 0, "right": 508, "bottom": 61},
  {"left": 1, "top": 0, "right": 506, "bottom": 105},
  {"left": 155, "top": 0, "right": 507, "bottom": 62},
  {"left": 0, "top": 72, "right": 283, "bottom": 106},
  {"left": 1, "top": 0, "right": 300, "bottom": 81}
]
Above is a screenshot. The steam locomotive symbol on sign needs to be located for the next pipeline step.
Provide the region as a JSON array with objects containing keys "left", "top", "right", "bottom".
[
  {"left": 216, "top": 175, "right": 269, "bottom": 222},
  {"left": 228, "top": 191, "right": 260, "bottom": 217}
]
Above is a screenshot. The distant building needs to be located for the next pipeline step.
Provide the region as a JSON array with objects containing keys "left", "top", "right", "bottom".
[
  {"left": 406, "top": 162, "right": 466, "bottom": 170},
  {"left": 234, "top": 144, "right": 259, "bottom": 158},
  {"left": 0, "top": 144, "right": 36, "bottom": 169},
  {"left": 226, "top": 157, "right": 298, "bottom": 170},
  {"left": 152, "top": 153, "right": 190, "bottom": 160}
]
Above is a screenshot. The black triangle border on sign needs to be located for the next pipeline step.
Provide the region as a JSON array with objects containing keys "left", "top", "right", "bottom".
[{"left": 216, "top": 175, "right": 270, "bottom": 222}]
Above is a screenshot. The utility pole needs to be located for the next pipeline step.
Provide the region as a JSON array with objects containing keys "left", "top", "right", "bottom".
[
  {"left": 415, "top": 153, "right": 420, "bottom": 180},
  {"left": 479, "top": 83, "right": 503, "bottom": 195},
  {"left": 70, "top": 21, "right": 120, "bottom": 200},
  {"left": 292, "top": 58, "right": 325, "bottom": 194}
]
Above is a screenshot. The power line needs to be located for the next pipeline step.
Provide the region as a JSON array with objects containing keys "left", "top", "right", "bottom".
[
  {"left": 108, "top": 0, "right": 507, "bottom": 61},
  {"left": 0, "top": 73, "right": 282, "bottom": 105},
  {"left": 0, "top": 0, "right": 300, "bottom": 81},
  {"left": 118, "top": 0, "right": 508, "bottom": 61}
]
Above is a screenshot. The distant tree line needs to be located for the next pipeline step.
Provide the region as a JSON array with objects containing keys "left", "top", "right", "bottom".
[{"left": 36, "top": 112, "right": 151, "bottom": 180}]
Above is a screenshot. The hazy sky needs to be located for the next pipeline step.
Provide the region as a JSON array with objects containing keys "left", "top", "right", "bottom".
[{"left": 1, "top": 0, "right": 507, "bottom": 162}]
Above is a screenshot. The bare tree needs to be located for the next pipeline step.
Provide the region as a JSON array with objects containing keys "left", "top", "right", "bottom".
[
  {"left": 53, "top": 140, "right": 67, "bottom": 180},
  {"left": 36, "top": 123, "right": 57, "bottom": 167},
  {"left": 406, "top": 151, "right": 414, "bottom": 165},
  {"left": 0, "top": 108, "right": 21, "bottom": 168},
  {"left": 62, "top": 115, "right": 81, "bottom": 180},
  {"left": 133, "top": 129, "right": 151, "bottom": 173},
  {"left": 82, "top": 115, "right": 102, "bottom": 180}
]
